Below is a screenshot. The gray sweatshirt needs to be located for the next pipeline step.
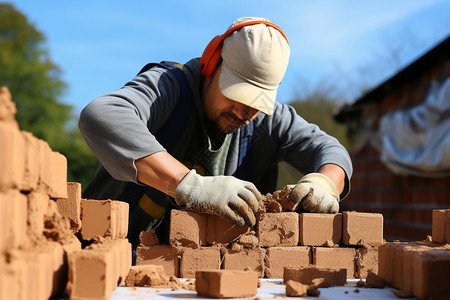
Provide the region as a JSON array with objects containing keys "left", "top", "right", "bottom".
[{"left": 79, "top": 58, "right": 353, "bottom": 200}]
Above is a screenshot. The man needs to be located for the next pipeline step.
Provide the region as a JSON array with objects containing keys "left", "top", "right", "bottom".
[{"left": 79, "top": 17, "right": 352, "bottom": 248}]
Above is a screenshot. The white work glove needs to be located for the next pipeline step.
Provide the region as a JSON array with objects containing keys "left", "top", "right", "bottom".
[
  {"left": 174, "top": 169, "right": 261, "bottom": 227},
  {"left": 288, "top": 173, "right": 340, "bottom": 213}
]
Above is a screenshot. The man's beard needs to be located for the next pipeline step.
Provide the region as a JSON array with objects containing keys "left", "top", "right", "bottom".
[{"left": 216, "top": 111, "right": 250, "bottom": 134}]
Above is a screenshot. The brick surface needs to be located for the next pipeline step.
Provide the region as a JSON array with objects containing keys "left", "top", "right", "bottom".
[
  {"left": 37, "top": 140, "right": 68, "bottom": 198},
  {"left": 81, "top": 199, "right": 129, "bottom": 240},
  {"left": 196, "top": 270, "right": 258, "bottom": 298},
  {"left": 432, "top": 209, "right": 447, "bottom": 243},
  {"left": 206, "top": 215, "right": 250, "bottom": 245},
  {"left": 342, "top": 211, "right": 383, "bottom": 246},
  {"left": 136, "top": 245, "right": 180, "bottom": 277},
  {"left": 27, "top": 192, "right": 50, "bottom": 241},
  {"left": 56, "top": 182, "right": 82, "bottom": 231},
  {"left": 265, "top": 247, "right": 310, "bottom": 278},
  {"left": 446, "top": 210, "right": 450, "bottom": 243},
  {"left": 222, "top": 247, "right": 266, "bottom": 278},
  {"left": 169, "top": 209, "right": 206, "bottom": 247},
  {"left": 258, "top": 212, "right": 299, "bottom": 247},
  {"left": 67, "top": 249, "right": 116, "bottom": 300},
  {"left": 377, "top": 242, "right": 398, "bottom": 285},
  {"left": 283, "top": 266, "right": 347, "bottom": 286},
  {"left": 0, "top": 123, "right": 25, "bottom": 191},
  {"left": 0, "top": 86, "right": 17, "bottom": 123},
  {"left": 21, "top": 131, "right": 40, "bottom": 191},
  {"left": 355, "top": 247, "right": 378, "bottom": 279},
  {"left": 412, "top": 249, "right": 450, "bottom": 300},
  {"left": 10, "top": 190, "right": 28, "bottom": 249},
  {"left": 313, "top": 247, "right": 356, "bottom": 278},
  {"left": 299, "top": 213, "right": 342, "bottom": 246},
  {"left": 180, "top": 247, "right": 221, "bottom": 278}
]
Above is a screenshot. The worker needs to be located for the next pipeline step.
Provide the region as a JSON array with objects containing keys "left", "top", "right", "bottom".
[{"left": 79, "top": 17, "right": 353, "bottom": 249}]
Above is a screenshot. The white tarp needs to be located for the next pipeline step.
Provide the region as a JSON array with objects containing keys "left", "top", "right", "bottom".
[{"left": 380, "top": 77, "right": 450, "bottom": 177}]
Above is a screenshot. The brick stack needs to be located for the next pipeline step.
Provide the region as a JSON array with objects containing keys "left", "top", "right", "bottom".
[
  {"left": 0, "top": 87, "right": 132, "bottom": 300},
  {"left": 377, "top": 209, "right": 450, "bottom": 300},
  {"left": 136, "top": 202, "right": 384, "bottom": 279}
]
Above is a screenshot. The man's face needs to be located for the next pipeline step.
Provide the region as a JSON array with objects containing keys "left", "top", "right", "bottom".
[{"left": 202, "top": 65, "right": 261, "bottom": 134}]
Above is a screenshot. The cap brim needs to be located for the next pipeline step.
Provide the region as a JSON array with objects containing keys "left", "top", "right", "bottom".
[{"left": 218, "top": 62, "right": 276, "bottom": 115}]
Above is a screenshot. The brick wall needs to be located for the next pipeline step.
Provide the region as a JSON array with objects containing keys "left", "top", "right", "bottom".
[{"left": 342, "top": 144, "right": 450, "bottom": 241}]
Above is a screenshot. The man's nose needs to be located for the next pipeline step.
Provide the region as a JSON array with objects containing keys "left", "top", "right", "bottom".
[{"left": 232, "top": 103, "right": 259, "bottom": 121}]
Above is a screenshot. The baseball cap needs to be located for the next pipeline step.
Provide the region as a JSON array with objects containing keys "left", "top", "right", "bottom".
[{"left": 219, "top": 17, "right": 290, "bottom": 115}]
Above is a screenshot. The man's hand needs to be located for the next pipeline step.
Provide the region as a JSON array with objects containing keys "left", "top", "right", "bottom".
[
  {"left": 174, "top": 169, "right": 261, "bottom": 226},
  {"left": 289, "top": 173, "right": 340, "bottom": 213}
]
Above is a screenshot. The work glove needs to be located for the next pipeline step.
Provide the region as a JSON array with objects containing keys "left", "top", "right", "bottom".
[
  {"left": 174, "top": 169, "right": 261, "bottom": 227},
  {"left": 288, "top": 173, "right": 340, "bottom": 213}
]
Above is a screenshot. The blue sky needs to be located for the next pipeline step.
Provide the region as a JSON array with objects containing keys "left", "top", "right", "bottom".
[{"left": 7, "top": 0, "right": 450, "bottom": 116}]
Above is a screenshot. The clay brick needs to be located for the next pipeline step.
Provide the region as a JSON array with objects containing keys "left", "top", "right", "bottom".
[
  {"left": 169, "top": 209, "right": 206, "bottom": 247},
  {"left": 196, "top": 270, "right": 258, "bottom": 298},
  {"left": 355, "top": 247, "right": 378, "bottom": 279},
  {"left": 67, "top": 249, "right": 116, "bottom": 300},
  {"left": 0, "top": 254, "right": 28, "bottom": 300},
  {"left": 21, "top": 131, "right": 40, "bottom": 191},
  {"left": 80, "top": 199, "right": 129, "bottom": 240},
  {"left": 125, "top": 265, "right": 169, "bottom": 287},
  {"left": 401, "top": 244, "right": 433, "bottom": 294},
  {"left": 206, "top": 215, "right": 250, "bottom": 245},
  {"left": 265, "top": 247, "right": 310, "bottom": 278},
  {"left": 299, "top": 213, "right": 342, "bottom": 246},
  {"left": 10, "top": 190, "right": 28, "bottom": 249},
  {"left": 139, "top": 229, "right": 159, "bottom": 246},
  {"left": 432, "top": 209, "right": 447, "bottom": 243},
  {"left": 0, "top": 123, "right": 25, "bottom": 191},
  {"left": 0, "top": 191, "right": 11, "bottom": 252},
  {"left": 446, "top": 210, "right": 450, "bottom": 244},
  {"left": 222, "top": 247, "right": 265, "bottom": 278},
  {"left": 55, "top": 182, "right": 82, "bottom": 231},
  {"left": 136, "top": 245, "right": 180, "bottom": 277},
  {"left": 0, "top": 86, "right": 17, "bottom": 123},
  {"left": 313, "top": 247, "right": 356, "bottom": 278},
  {"left": 283, "top": 266, "right": 347, "bottom": 286},
  {"left": 412, "top": 249, "right": 450, "bottom": 300},
  {"left": 257, "top": 212, "right": 299, "bottom": 247},
  {"left": 36, "top": 140, "right": 68, "bottom": 198},
  {"left": 20, "top": 251, "right": 46, "bottom": 300},
  {"left": 342, "top": 211, "right": 383, "bottom": 246},
  {"left": 27, "top": 192, "right": 50, "bottom": 239},
  {"left": 378, "top": 241, "right": 401, "bottom": 285},
  {"left": 180, "top": 247, "right": 221, "bottom": 278}
]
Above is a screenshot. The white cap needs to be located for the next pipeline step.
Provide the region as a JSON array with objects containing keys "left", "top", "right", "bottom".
[{"left": 219, "top": 17, "right": 290, "bottom": 115}]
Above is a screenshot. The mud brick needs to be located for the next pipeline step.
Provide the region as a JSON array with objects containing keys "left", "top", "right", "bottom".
[
  {"left": 11, "top": 190, "right": 28, "bottom": 249},
  {"left": 0, "top": 86, "right": 17, "bottom": 122},
  {"left": 27, "top": 192, "right": 50, "bottom": 239},
  {"left": 67, "top": 249, "right": 116, "bottom": 300},
  {"left": 0, "top": 191, "right": 11, "bottom": 252},
  {"left": 313, "top": 247, "right": 356, "bottom": 278},
  {"left": 378, "top": 241, "right": 402, "bottom": 285},
  {"left": 139, "top": 229, "right": 159, "bottom": 246},
  {"left": 196, "top": 270, "right": 258, "bottom": 298},
  {"left": 80, "top": 199, "right": 129, "bottom": 240},
  {"left": 258, "top": 212, "right": 299, "bottom": 247},
  {"left": 222, "top": 247, "right": 266, "bottom": 278},
  {"left": 169, "top": 209, "right": 207, "bottom": 247},
  {"left": 180, "top": 247, "right": 221, "bottom": 278},
  {"left": 355, "top": 247, "right": 378, "bottom": 279},
  {"left": 0, "top": 254, "right": 28, "bottom": 300},
  {"left": 206, "top": 215, "right": 250, "bottom": 245},
  {"left": 20, "top": 251, "right": 47, "bottom": 300},
  {"left": 21, "top": 131, "right": 40, "bottom": 191},
  {"left": 125, "top": 265, "right": 169, "bottom": 287},
  {"left": 446, "top": 210, "right": 450, "bottom": 243},
  {"left": 299, "top": 213, "right": 342, "bottom": 246},
  {"left": 0, "top": 123, "right": 25, "bottom": 191},
  {"left": 283, "top": 266, "right": 347, "bottom": 286},
  {"left": 265, "top": 247, "right": 310, "bottom": 278},
  {"left": 432, "top": 209, "right": 447, "bottom": 243},
  {"left": 412, "top": 249, "right": 450, "bottom": 300},
  {"left": 136, "top": 245, "right": 180, "bottom": 277},
  {"left": 55, "top": 182, "right": 82, "bottom": 231},
  {"left": 342, "top": 211, "right": 383, "bottom": 246},
  {"left": 37, "top": 140, "right": 68, "bottom": 198}
]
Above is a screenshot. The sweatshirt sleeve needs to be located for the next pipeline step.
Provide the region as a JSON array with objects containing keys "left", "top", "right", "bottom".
[
  {"left": 78, "top": 66, "right": 180, "bottom": 183},
  {"left": 269, "top": 102, "right": 353, "bottom": 198}
]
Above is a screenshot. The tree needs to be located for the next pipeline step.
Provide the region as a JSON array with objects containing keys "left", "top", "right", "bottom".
[{"left": 0, "top": 4, "right": 98, "bottom": 187}]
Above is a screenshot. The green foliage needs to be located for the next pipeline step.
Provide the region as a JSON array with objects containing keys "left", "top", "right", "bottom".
[
  {"left": 0, "top": 4, "right": 98, "bottom": 188},
  {"left": 276, "top": 93, "right": 353, "bottom": 190}
]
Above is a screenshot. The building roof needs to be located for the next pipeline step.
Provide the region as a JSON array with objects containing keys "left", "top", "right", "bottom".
[{"left": 334, "top": 35, "right": 450, "bottom": 123}]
